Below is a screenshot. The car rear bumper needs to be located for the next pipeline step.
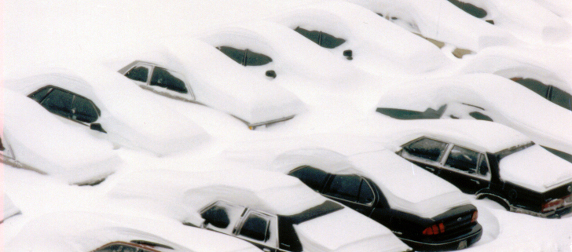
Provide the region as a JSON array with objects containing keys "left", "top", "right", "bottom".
[{"left": 400, "top": 223, "right": 482, "bottom": 251}]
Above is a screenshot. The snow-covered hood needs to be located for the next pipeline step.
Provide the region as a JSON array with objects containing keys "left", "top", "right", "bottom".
[
  {"left": 499, "top": 145, "right": 572, "bottom": 192},
  {"left": 294, "top": 208, "right": 410, "bottom": 252}
]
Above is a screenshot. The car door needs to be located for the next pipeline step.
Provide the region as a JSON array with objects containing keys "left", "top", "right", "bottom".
[
  {"left": 399, "top": 137, "right": 449, "bottom": 175},
  {"left": 439, "top": 145, "right": 491, "bottom": 194},
  {"left": 123, "top": 62, "right": 194, "bottom": 99},
  {"left": 322, "top": 174, "right": 375, "bottom": 216},
  {"left": 236, "top": 210, "right": 280, "bottom": 252}
]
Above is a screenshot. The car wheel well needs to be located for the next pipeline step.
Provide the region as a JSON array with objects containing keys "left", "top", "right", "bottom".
[{"left": 477, "top": 192, "right": 511, "bottom": 211}]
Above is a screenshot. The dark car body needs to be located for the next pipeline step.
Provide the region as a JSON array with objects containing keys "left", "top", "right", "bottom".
[
  {"left": 398, "top": 136, "right": 572, "bottom": 218},
  {"left": 288, "top": 165, "right": 481, "bottom": 250}
]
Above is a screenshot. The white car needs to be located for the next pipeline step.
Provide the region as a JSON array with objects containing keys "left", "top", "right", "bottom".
[
  {"left": 345, "top": 0, "right": 520, "bottom": 57},
  {"left": 2, "top": 89, "right": 120, "bottom": 185},
  {"left": 6, "top": 212, "right": 261, "bottom": 252},
  {"left": 113, "top": 39, "right": 304, "bottom": 129},
  {"left": 374, "top": 73, "right": 572, "bottom": 162},
  {"left": 109, "top": 168, "right": 411, "bottom": 252},
  {"left": 5, "top": 67, "right": 209, "bottom": 156},
  {"left": 271, "top": 1, "right": 451, "bottom": 74}
]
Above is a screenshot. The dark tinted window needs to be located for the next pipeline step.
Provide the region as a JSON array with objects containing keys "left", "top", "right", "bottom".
[
  {"left": 125, "top": 66, "right": 149, "bottom": 82},
  {"left": 358, "top": 180, "right": 374, "bottom": 204},
  {"left": 326, "top": 175, "right": 361, "bottom": 202},
  {"left": 288, "top": 166, "right": 329, "bottom": 191},
  {"left": 245, "top": 50, "right": 273, "bottom": 66},
  {"left": 71, "top": 95, "right": 99, "bottom": 123},
  {"left": 201, "top": 205, "right": 231, "bottom": 229},
  {"left": 39, "top": 88, "right": 74, "bottom": 119},
  {"left": 150, "top": 67, "right": 188, "bottom": 94},
  {"left": 550, "top": 86, "right": 572, "bottom": 111},
  {"left": 376, "top": 104, "right": 446, "bottom": 120},
  {"left": 404, "top": 138, "right": 448, "bottom": 162},
  {"left": 478, "top": 154, "right": 490, "bottom": 176},
  {"left": 28, "top": 86, "right": 53, "bottom": 103},
  {"left": 294, "top": 27, "right": 346, "bottom": 49},
  {"left": 239, "top": 214, "right": 269, "bottom": 241},
  {"left": 218, "top": 46, "right": 246, "bottom": 65},
  {"left": 94, "top": 244, "right": 152, "bottom": 252},
  {"left": 469, "top": 111, "right": 493, "bottom": 121},
  {"left": 218, "top": 46, "right": 272, "bottom": 66},
  {"left": 511, "top": 78, "right": 549, "bottom": 97},
  {"left": 445, "top": 146, "right": 479, "bottom": 173},
  {"left": 448, "top": 0, "right": 487, "bottom": 18}
]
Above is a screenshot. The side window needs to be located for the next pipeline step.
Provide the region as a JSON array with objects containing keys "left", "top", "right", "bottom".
[
  {"left": 218, "top": 46, "right": 246, "bottom": 65},
  {"left": 218, "top": 46, "right": 272, "bottom": 66},
  {"left": 93, "top": 243, "right": 152, "bottom": 252},
  {"left": 71, "top": 95, "right": 100, "bottom": 123},
  {"left": 445, "top": 145, "right": 480, "bottom": 173},
  {"left": 511, "top": 78, "right": 549, "bottom": 98},
  {"left": 28, "top": 86, "right": 53, "bottom": 103},
  {"left": 201, "top": 201, "right": 246, "bottom": 234},
  {"left": 38, "top": 88, "right": 74, "bottom": 119},
  {"left": 477, "top": 154, "right": 490, "bottom": 177},
  {"left": 294, "top": 27, "right": 346, "bottom": 49},
  {"left": 238, "top": 212, "right": 270, "bottom": 242},
  {"left": 447, "top": 0, "right": 487, "bottom": 18},
  {"left": 125, "top": 66, "right": 150, "bottom": 83},
  {"left": 358, "top": 180, "right": 375, "bottom": 204},
  {"left": 550, "top": 86, "right": 572, "bottom": 111},
  {"left": 325, "top": 174, "right": 361, "bottom": 202},
  {"left": 150, "top": 67, "right": 188, "bottom": 94},
  {"left": 245, "top": 50, "right": 272, "bottom": 66},
  {"left": 288, "top": 166, "right": 329, "bottom": 191},
  {"left": 404, "top": 138, "right": 448, "bottom": 162}
]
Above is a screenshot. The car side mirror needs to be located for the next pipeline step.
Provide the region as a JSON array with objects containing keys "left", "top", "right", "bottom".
[
  {"left": 343, "top": 50, "right": 353, "bottom": 60},
  {"left": 90, "top": 123, "right": 107, "bottom": 133},
  {"left": 265, "top": 70, "right": 277, "bottom": 79}
]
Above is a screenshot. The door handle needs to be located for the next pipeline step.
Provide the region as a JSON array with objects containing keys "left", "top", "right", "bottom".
[
  {"left": 470, "top": 179, "right": 480, "bottom": 185},
  {"left": 424, "top": 166, "right": 435, "bottom": 172}
]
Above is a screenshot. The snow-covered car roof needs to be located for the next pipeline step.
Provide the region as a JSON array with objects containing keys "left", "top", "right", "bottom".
[
  {"left": 345, "top": 0, "right": 520, "bottom": 53},
  {"left": 2, "top": 89, "right": 120, "bottom": 185},
  {"left": 375, "top": 73, "right": 572, "bottom": 154},
  {"left": 5, "top": 212, "right": 261, "bottom": 252},
  {"left": 443, "top": 0, "right": 572, "bottom": 44},
  {"left": 270, "top": 1, "right": 451, "bottom": 74},
  {"left": 271, "top": 148, "right": 470, "bottom": 218},
  {"left": 5, "top": 67, "right": 209, "bottom": 156},
  {"left": 109, "top": 38, "right": 305, "bottom": 127},
  {"left": 499, "top": 144, "right": 572, "bottom": 192},
  {"left": 2, "top": 194, "right": 21, "bottom": 223},
  {"left": 460, "top": 46, "right": 572, "bottom": 95}
]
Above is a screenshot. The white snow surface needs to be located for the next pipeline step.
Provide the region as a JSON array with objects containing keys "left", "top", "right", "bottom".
[
  {"left": 5, "top": 211, "right": 260, "bottom": 252},
  {"left": 4, "top": 67, "right": 210, "bottom": 156},
  {"left": 3, "top": 89, "right": 120, "bottom": 184},
  {"left": 499, "top": 145, "right": 572, "bottom": 192},
  {"left": 375, "top": 73, "right": 572, "bottom": 154},
  {"left": 2, "top": 195, "right": 21, "bottom": 223},
  {"left": 107, "top": 39, "right": 305, "bottom": 126}
]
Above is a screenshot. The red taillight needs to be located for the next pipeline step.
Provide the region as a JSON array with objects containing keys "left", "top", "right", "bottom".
[
  {"left": 471, "top": 211, "right": 478, "bottom": 223},
  {"left": 542, "top": 198, "right": 564, "bottom": 212},
  {"left": 422, "top": 223, "right": 445, "bottom": 235}
]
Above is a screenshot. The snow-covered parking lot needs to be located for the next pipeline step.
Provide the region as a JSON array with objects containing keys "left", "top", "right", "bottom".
[{"left": 3, "top": 0, "right": 572, "bottom": 251}]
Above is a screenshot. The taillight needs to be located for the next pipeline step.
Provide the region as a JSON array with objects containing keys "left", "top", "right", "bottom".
[
  {"left": 471, "top": 211, "right": 478, "bottom": 223},
  {"left": 542, "top": 198, "right": 564, "bottom": 213},
  {"left": 422, "top": 223, "right": 445, "bottom": 235}
]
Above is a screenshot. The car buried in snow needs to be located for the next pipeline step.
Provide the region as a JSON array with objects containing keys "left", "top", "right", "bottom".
[
  {"left": 389, "top": 120, "right": 572, "bottom": 218},
  {"left": 273, "top": 148, "right": 482, "bottom": 251},
  {"left": 375, "top": 73, "right": 572, "bottom": 163},
  {"left": 6, "top": 212, "right": 261, "bottom": 252},
  {"left": 5, "top": 67, "right": 209, "bottom": 156},
  {"left": 113, "top": 39, "right": 304, "bottom": 130},
  {"left": 109, "top": 168, "right": 411, "bottom": 252}
]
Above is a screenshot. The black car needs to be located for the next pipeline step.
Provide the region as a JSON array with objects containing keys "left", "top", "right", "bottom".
[
  {"left": 397, "top": 132, "right": 572, "bottom": 218},
  {"left": 286, "top": 150, "right": 482, "bottom": 251}
]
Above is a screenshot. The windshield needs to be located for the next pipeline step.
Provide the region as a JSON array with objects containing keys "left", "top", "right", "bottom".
[{"left": 496, "top": 141, "right": 534, "bottom": 160}]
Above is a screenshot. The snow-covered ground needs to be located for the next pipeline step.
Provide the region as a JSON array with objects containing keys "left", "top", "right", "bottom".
[{"left": 3, "top": 0, "right": 572, "bottom": 251}]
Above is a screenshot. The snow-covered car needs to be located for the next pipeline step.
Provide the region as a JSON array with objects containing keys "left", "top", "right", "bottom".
[
  {"left": 270, "top": 1, "right": 451, "bottom": 74},
  {"left": 2, "top": 89, "right": 120, "bottom": 185},
  {"left": 5, "top": 68, "right": 209, "bottom": 156},
  {"left": 113, "top": 39, "right": 304, "bottom": 130},
  {"left": 2, "top": 194, "right": 21, "bottom": 223},
  {"left": 375, "top": 73, "right": 572, "bottom": 163},
  {"left": 459, "top": 46, "right": 572, "bottom": 111},
  {"left": 445, "top": 0, "right": 572, "bottom": 44},
  {"left": 5, "top": 212, "right": 261, "bottom": 252},
  {"left": 345, "top": 0, "right": 519, "bottom": 57},
  {"left": 109, "top": 168, "right": 411, "bottom": 252},
  {"left": 275, "top": 148, "right": 482, "bottom": 250},
  {"left": 389, "top": 120, "right": 572, "bottom": 218}
]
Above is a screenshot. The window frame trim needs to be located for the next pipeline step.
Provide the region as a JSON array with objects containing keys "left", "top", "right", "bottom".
[
  {"left": 441, "top": 144, "right": 492, "bottom": 181},
  {"left": 124, "top": 61, "right": 196, "bottom": 100},
  {"left": 236, "top": 208, "right": 279, "bottom": 250}
]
